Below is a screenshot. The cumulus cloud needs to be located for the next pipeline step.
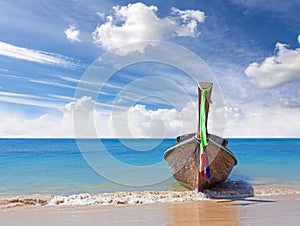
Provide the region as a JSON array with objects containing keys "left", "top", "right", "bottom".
[
  {"left": 61, "top": 95, "right": 94, "bottom": 113},
  {"left": 64, "top": 25, "right": 81, "bottom": 43},
  {"left": 245, "top": 39, "right": 300, "bottom": 88},
  {"left": 0, "top": 97, "right": 86, "bottom": 138},
  {"left": 0, "top": 113, "right": 52, "bottom": 138},
  {"left": 111, "top": 104, "right": 187, "bottom": 138},
  {"left": 224, "top": 104, "right": 300, "bottom": 137},
  {"left": 171, "top": 7, "right": 205, "bottom": 35},
  {"left": 92, "top": 2, "right": 205, "bottom": 55},
  {"left": 0, "top": 96, "right": 197, "bottom": 138},
  {"left": 298, "top": 34, "right": 300, "bottom": 44},
  {"left": 1, "top": 96, "right": 299, "bottom": 138},
  {"left": 0, "top": 110, "right": 77, "bottom": 138},
  {"left": 0, "top": 96, "right": 110, "bottom": 138},
  {"left": 0, "top": 41, "right": 77, "bottom": 68}
]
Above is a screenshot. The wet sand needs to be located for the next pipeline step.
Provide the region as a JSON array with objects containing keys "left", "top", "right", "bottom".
[{"left": 1, "top": 195, "right": 300, "bottom": 225}]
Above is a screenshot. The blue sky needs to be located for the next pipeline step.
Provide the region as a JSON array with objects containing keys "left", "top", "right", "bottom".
[{"left": 0, "top": 0, "right": 299, "bottom": 138}]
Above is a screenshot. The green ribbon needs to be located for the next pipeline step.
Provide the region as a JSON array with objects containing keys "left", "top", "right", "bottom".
[{"left": 199, "top": 84, "right": 212, "bottom": 154}]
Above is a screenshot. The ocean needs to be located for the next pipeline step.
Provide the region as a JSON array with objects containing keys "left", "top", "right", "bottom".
[{"left": 0, "top": 138, "right": 300, "bottom": 207}]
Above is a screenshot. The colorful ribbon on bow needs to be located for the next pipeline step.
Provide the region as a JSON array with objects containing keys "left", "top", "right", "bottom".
[{"left": 197, "top": 84, "right": 212, "bottom": 179}]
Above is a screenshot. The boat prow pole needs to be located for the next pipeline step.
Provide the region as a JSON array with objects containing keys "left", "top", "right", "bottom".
[{"left": 196, "top": 82, "right": 213, "bottom": 192}]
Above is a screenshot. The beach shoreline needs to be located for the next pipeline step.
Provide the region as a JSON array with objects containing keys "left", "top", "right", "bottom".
[
  {"left": 1, "top": 138, "right": 300, "bottom": 225},
  {"left": 1, "top": 193, "right": 300, "bottom": 226}
]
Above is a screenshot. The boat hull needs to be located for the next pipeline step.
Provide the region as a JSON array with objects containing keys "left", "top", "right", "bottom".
[{"left": 164, "top": 135, "right": 237, "bottom": 191}]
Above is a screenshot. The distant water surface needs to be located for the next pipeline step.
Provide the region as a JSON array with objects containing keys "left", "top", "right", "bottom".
[{"left": 0, "top": 138, "right": 299, "bottom": 197}]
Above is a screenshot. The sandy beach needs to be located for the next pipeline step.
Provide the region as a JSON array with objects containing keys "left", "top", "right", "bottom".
[{"left": 1, "top": 194, "right": 300, "bottom": 226}]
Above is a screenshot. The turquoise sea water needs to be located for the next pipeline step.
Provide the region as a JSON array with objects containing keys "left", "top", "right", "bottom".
[{"left": 0, "top": 138, "right": 300, "bottom": 197}]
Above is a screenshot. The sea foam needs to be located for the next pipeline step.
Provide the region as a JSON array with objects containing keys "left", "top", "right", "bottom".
[
  {"left": 48, "top": 191, "right": 208, "bottom": 206},
  {"left": 1, "top": 180, "right": 300, "bottom": 209},
  {"left": 0, "top": 191, "right": 208, "bottom": 209}
]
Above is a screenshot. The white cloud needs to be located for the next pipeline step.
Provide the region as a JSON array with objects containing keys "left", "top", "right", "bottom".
[
  {"left": 1, "top": 96, "right": 300, "bottom": 138},
  {"left": 171, "top": 7, "right": 205, "bottom": 22},
  {"left": 97, "top": 12, "right": 105, "bottom": 18},
  {"left": 0, "top": 72, "right": 76, "bottom": 90},
  {"left": 171, "top": 7, "right": 205, "bottom": 35},
  {"left": 109, "top": 100, "right": 227, "bottom": 138},
  {"left": 92, "top": 2, "right": 205, "bottom": 55},
  {"left": 111, "top": 104, "right": 187, "bottom": 138},
  {"left": 61, "top": 96, "right": 94, "bottom": 113},
  {"left": 245, "top": 40, "right": 300, "bottom": 88},
  {"left": 224, "top": 104, "right": 300, "bottom": 138},
  {"left": 0, "top": 96, "right": 196, "bottom": 138},
  {"left": 0, "top": 91, "right": 63, "bottom": 109},
  {"left": 0, "top": 41, "right": 77, "bottom": 68},
  {"left": 0, "top": 96, "right": 94, "bottom": 138},
  {"left": 64, "top": 25, "right": 81, "bottom": 43},
  {"left": 298, "top": 34, "right": 300, "bottom": 44},
  {"left": 0, "top": 108, "right": 69, "bottom": 138}
]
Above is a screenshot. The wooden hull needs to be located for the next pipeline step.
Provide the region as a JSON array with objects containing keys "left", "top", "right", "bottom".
[{"left": 164, "top": 135, "right": 237, "bottom": 191}]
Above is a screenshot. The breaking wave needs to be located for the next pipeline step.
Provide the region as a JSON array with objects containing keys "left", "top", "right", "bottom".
[
  {"left": 1, "top": 180, "right": 300, "bottom": 209},
  {"left": 0, "top": 191, "right": 207, "bottom": 209}
]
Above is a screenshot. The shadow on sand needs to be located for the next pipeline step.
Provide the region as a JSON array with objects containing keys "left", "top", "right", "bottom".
[{"left": 202, "top": 179, "right": 276, "bottom": 206}]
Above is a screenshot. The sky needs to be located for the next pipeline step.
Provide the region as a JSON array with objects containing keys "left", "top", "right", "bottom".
[{"left": 0, "top": 0, "right": 299, "bottom": 138}]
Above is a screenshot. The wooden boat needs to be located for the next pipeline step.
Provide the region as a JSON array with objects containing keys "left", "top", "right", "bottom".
[{"left": 164, "top": 82, "right": 237, "bottom": 191}]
